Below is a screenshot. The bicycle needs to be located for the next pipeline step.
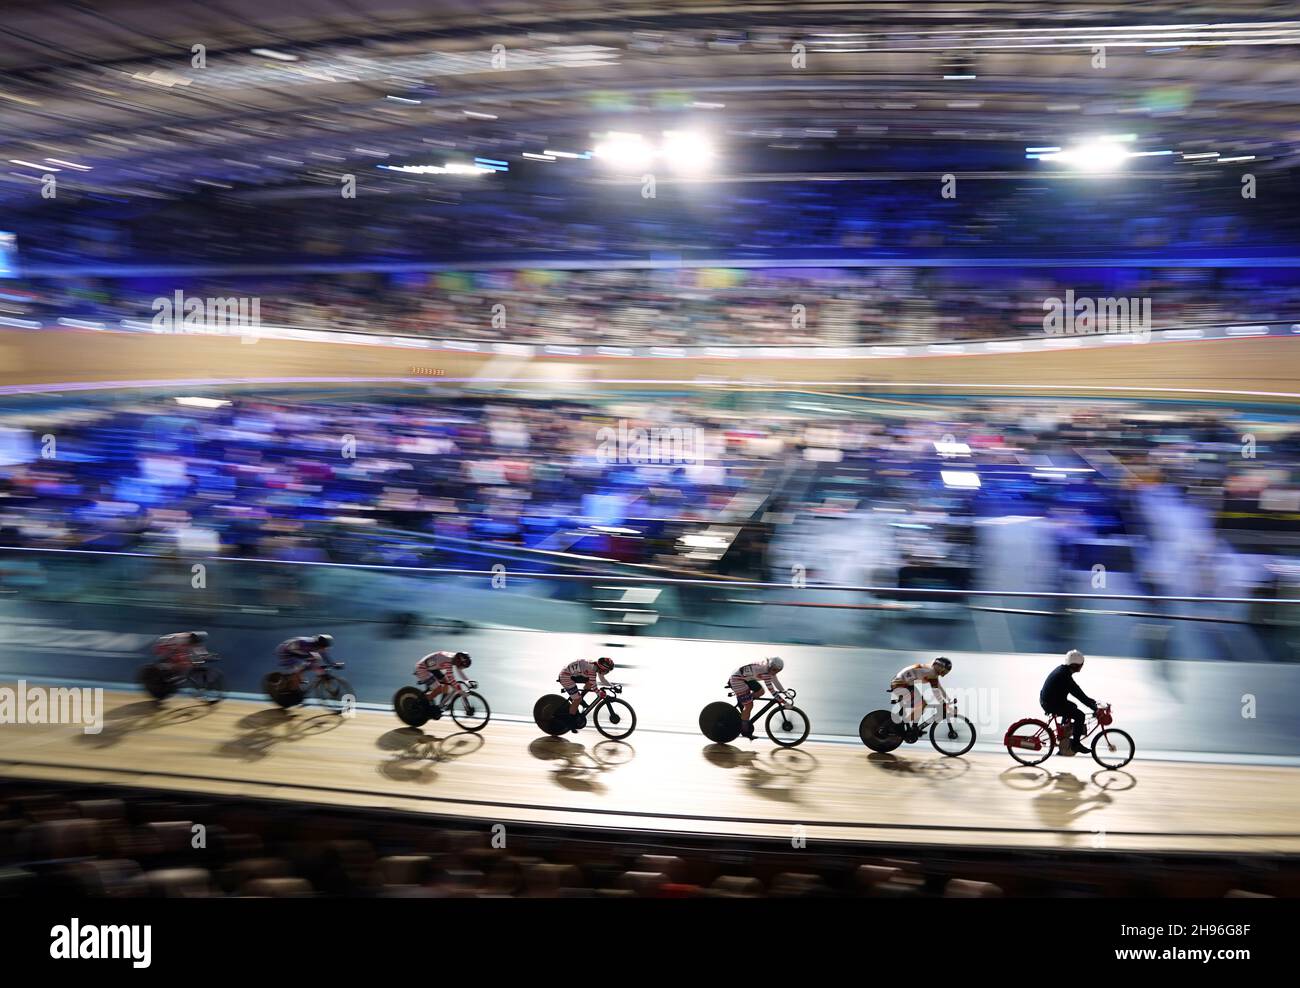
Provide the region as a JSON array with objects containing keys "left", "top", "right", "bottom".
[
  {"left": 1003, "top": 703, "right": 1134, "bottom": 769},
  {"left": 534, "top": 682, "right": 637, "bottom": 741},
  {"left": 264, "top": 657, "right": 353, "bottom": 712},
  {"left": 699, "top": 685, "right": 811, "bottom": 747},
  {"left": 859, "top": 690, "right": 977, "bottom": 757},
  {"left": 392, "top": 679, "right": 491, "bottom": 732},
  {"left": 138, "top": 652, "right": 225, "bottom": 704}
]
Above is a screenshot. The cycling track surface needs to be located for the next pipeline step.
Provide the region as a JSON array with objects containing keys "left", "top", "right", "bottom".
[{"left": 2, "top": 687, "right": 1299, "bottom": 854}]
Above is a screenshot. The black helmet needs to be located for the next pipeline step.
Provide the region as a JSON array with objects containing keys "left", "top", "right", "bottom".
[
  {"left": 595, "top": 656, "right": 615, "bottom": 673},
  {"left": 933, "top": 656, "right": 952, "bottom": 674},
  {"left": 315, "top": 634, "right": 334, "bottom": 648},
  {"left": 453, "top": 652, "right": 471, "bottom": 668},
  {"left": 189, "top": 631, "right": 208, "bottom": 645}
]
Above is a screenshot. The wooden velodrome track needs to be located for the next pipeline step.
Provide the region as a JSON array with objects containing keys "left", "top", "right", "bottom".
[
  {"left": 1, "top": 327, "right": 1299, "bottom": 401},
  {"left": 2, "top": 688, "right": 1298, "bottom": 853}
]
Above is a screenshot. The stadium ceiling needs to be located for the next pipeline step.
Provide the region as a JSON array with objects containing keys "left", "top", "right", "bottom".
[{"left": 1, "top": 0, "right": 1299, "bottom": 205}]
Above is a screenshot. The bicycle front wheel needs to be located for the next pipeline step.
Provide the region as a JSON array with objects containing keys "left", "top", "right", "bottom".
[
  {"left": 313, "top": 675, "right": 353, "bottom": 712},
  {"left": 929, "top": 714, "right": 976, "bottom": 757},
  {"left": 449, "top": 691, "right": 491, "bottom": 733},
  {"left": 593, "top": 698, "right": 637, "bottom": 740},
  {"left": 766, "top": 705, "right": 810, "bottom": 748},
  {"left": 188, "top": 666, "right": 225, "bottom": 704},
  {"left": 1091, "top": 728, "right": 1135, "bottom": 769}
]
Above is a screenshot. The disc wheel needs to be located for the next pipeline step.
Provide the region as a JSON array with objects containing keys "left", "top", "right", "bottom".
[
  {"left": 859, "top": 710, "right": 903, "bottom": 753},
  {"left": 139, "top": 664, "right": 176, "bottom": 700},
  {"left": 533, "top": 694, "right": 569, "bottom": 736},
  {"left": 393, "top": 686, "right": 430, "bottom": 727},
  {"left": 699, "top": 701, "right": 742, "bottom": 743}
]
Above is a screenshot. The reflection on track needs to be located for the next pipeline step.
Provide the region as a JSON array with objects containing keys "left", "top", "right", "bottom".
[{"left": 2, "top": 687, "right": 1298, "bottom": 853}]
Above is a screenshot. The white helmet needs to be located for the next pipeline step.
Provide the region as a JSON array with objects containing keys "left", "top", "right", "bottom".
[
  {"left": 767, "top": 656, "right": 785, "bottom": 672},
  {"left": 1066, "top": 649, "right": 1085, "bottom": 669}
]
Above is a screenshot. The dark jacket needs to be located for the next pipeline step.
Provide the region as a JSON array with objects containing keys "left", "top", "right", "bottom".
[{"left": 1040, "top": 664, "right": 1096, "bottom": 712}]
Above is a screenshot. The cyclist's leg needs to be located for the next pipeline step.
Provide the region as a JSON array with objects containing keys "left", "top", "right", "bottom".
[
  {"left": 743, "top": 680, "right": 763, "bottom": 728},
  {"left": 731, "top": 677, "right": 755, "bottom": 734},
  {"left": 1064, "top": 701, "right": 1087, "bottom": 749},
  {"left": 562, "top": 677, "right": 583, "bottom": 715}
]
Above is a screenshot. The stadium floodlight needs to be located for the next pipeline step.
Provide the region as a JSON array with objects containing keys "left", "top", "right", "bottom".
[
  {"left": 661, "top": 130, "right": 716, "bottom": 174},
  {"left": 1034, "top": 135, "right": 1132, "bottom": 172},
  {"left": 174, "top": 397, "right": 231, "bottom": 408},
  {"left": 592, "top": 132, "right": 655, "bottom": 171}
]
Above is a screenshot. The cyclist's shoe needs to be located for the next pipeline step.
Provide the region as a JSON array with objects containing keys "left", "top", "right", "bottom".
[
  {"left": 903, "top": 725, "right": 921, "bottom": 743},
  {"left": 429, "top": 706, "right": 443, "bottom": 720},
  {"left": 740, "top": 721, "right": 755, "bottom": 740}
]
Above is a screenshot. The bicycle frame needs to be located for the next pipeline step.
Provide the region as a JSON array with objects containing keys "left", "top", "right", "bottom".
[
  {"left": 571, "top": 685, "right": 620, "bottom": 716},
  {"left": 421, "top": 676, "right": 472, "bottom": 709},
  {"left": 739, "top": 692, "right": 788, "bottom": 722},
  {"left": 890, "top": 692, "right": 956, "bottom": 732},
  {"left": 1044, "top": 707, "right": 1107, "bottom": 743}
]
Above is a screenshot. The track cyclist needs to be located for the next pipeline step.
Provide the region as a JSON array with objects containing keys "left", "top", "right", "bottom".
[
  {"left": 414, "top": 650, "right": 473, "bottom": 711},
  {"left": 557, "top": 656, "right": 615, "bottom": 732},
  {"left": 1039, "top": 649, "right": 1099, "bottom": 756},
  {"left": 889, "top": 656, "right": 953, "bottom": 741},
  {"left": 728, "top": 656, "right": 788, "bottom": 740}
]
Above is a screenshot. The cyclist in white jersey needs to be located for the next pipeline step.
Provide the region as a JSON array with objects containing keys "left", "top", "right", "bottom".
[
  {"left": 890, "top": 657, "right": 953, "bottom": 739},
  {"left": 414, "top": 650, "right": 472, "bottom": 704},
  {"left": 728, "top": 657, "right": 787, "bottom": 740},
  {"left": 558, "top": 657, "right": 615, "bottom": 725}
]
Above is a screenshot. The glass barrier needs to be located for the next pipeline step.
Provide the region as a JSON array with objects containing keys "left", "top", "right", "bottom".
[{"left": 2, "top": 547, "right": 1295, "bottom": 663}]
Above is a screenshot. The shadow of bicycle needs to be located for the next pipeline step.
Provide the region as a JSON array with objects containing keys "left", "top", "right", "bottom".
[
  {"left": 213, "top": 707, "right": 343, "bottom": 762},
  {"left": 864, "top": 750, "right": 972, "bottom": 782},
  {"left": 528, "top": 735, "right": 635, "bottom": 794},
  {"left": 700, "top": 743, "right": 815, "bottom": 804},
  {"left": 374, "top": 726, "right": 486, "bottom": 784},
  {"left": 73, "top": 697, "right": 218, "bottom": 750}
]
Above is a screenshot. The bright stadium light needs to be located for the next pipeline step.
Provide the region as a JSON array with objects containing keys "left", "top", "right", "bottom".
[
  {"left": 1033, "top": 135, "right": 1134, "bottom": 173},
  {"left": 592, "top": 132, "right": 655, "bottom": 171},
  {"left": 661, "top": 130, "right": 716, "bottom": 174},
  {"left": 174, "top": 397, "right": 231, "bottom": 409}
]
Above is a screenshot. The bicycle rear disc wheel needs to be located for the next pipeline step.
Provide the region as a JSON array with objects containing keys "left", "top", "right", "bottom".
[
  {"left": 594, "top": 698, "right": 637, "bottom": 740},
  {"left": 1091, "top": 728, "right": 1135, "bottom": 769},
  {"left": 139, "top": 664, "right": 176, "bottom": 700},
  {"left": 450, "top": 691, "right": 491, "bottom": 732},
  {"left": 699, "top": 701, "right": 742, "bottom": 743},
  {"left": 929, "top": 714, "right": 976, "bottom": 757},
  {"left": 859, "top": 710, "right": 902, "bottom": 753},
  {"left": 766, "top": 705, "right": 810, "bottom": 748},
  {"left": 1005, "top": 718, "right": 1054, "bottom": 766},
  {"left": 393, "top": 687, "right": 430, "bottom": 727},
  {"left": 534, "top": 694, "right": 569, "bottom": 736}
]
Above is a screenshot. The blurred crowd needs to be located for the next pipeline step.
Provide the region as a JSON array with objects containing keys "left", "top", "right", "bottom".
[
  {"left": 5, "top": 267, "right": 1300, "bottom": 347},
  {"left": 1, "top": 394, "right": 1297, "bottom": 615},
  {"left": 15, "top": 176, "right": 1297, "bottom": 269},
  {"left": 1, "top": 782, "right": 1290, "bottom": 898}
]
